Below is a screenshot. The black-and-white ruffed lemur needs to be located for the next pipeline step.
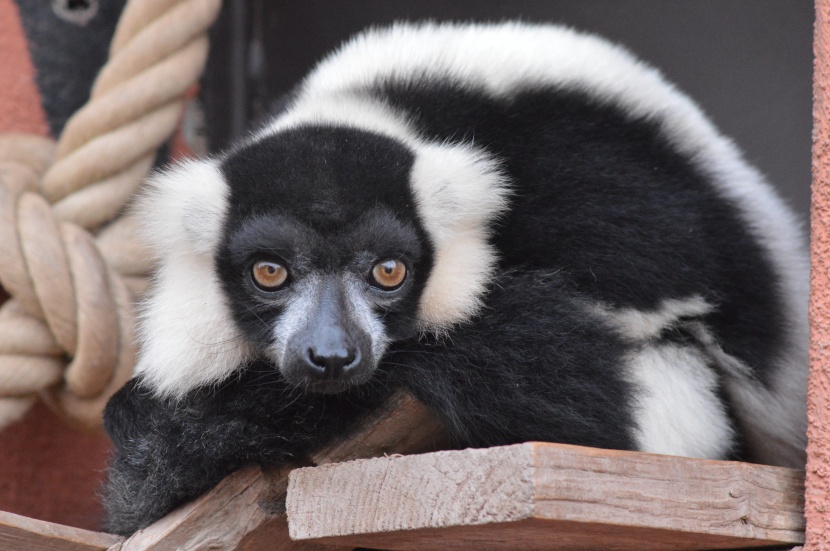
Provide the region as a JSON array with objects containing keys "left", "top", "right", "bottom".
[{"left": 102, "top": 22, "right": 809, "bottom": 535}]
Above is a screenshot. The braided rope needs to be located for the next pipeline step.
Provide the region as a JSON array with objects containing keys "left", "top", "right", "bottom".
[{"left": 0, "top": 0, "right": 222, "bottom": 429}]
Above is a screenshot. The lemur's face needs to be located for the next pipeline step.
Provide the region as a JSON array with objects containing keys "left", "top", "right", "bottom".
[
  {"left": 216, "top": 127, "right": 432, "bottom": 393},
  {"left": 135, "top": 121, "right": 505, "bottom": 398}
]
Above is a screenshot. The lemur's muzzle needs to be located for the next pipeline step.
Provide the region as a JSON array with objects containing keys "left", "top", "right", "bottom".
[{"left": 282, "top": 278, "right": 374, "bottom": 393}]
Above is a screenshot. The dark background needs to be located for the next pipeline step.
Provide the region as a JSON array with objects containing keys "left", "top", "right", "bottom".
[{"left": 203, "top": 0, "right": 813, "bottom": 219}]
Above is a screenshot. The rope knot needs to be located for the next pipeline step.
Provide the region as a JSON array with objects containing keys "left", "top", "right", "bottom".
[{"left": 0, "top": 0, "right": 221, "bottom": 430}]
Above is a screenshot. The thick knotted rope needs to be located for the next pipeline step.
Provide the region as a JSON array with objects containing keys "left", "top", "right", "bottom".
[{"left": 0, "top": 0, "right": 222, "bottom": 429}]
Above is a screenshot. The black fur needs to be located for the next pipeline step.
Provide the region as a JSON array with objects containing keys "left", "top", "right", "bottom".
[
  {"left": 103, "top": 36, "right": 794, "bottom": 536},
  {"left": 102, "top": 366, "right": 397, "bottom": 534}
]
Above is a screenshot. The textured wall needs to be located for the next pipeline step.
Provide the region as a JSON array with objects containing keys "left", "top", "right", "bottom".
[
  {"left": 810, "top": 1, "right": 830, "bottom": 549},
  {"left": 0, "top": 0, "right": 47, "bottom": 135}
]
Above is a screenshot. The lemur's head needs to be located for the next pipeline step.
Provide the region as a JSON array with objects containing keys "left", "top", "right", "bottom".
[
  {"left": 216, "top": 127, "right": 427, "bottom": 394},
  {"left": 135, "top": 122, "right": 508, "bottom": 398}
]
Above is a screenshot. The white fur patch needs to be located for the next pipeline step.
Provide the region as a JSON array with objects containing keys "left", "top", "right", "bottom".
[
  {"left": 135, "top": 160, "right": 229, "bottom": 259},
  {"left": 346, "top": 279, "right": 390, "bottom": 362},
  {"left": 258, "top": 92, "right": 418, "bottom": 145},
  {"left": 267, "top": 278, "right": 319, "bottom": 368},
  {"left": 592, "top": 296, "right": 714, "bottom": 342},
  {"left": 594, "top": 296, "right": 806, "bottom": 467},
  {"left": 625, "top": 343, "right": 736, "bottom": 460},
  {"left": 133, "top": 159, "right": 253, "bottom": 397},
  {"left": 592, "top": 297, "right": 736, "bottom": 458},
  {"left": 409, "top": 143, "right": 510, "bottom": 329}
]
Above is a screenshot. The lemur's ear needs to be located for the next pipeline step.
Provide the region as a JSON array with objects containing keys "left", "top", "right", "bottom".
[{"left": 132, "top": 160, "right": 252, "bottom": 398}]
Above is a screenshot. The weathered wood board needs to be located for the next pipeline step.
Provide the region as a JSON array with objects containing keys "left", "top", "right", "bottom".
[
  {"left": 287, "top": 442, "right": 806, "bottom": 551},
  {"left": 9, "top": 396, "right": 801, "bottom": 551},
  {"left": 0, "top": 510, "right": 122, "bottom": 551}
]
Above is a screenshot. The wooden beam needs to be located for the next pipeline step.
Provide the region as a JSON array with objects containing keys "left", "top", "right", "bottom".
[
  {"left": 0, "top": 510, "right": 121, "bottom": 551},
  {"left": 286, "top": 442, "right": 806, "bottom": 551},
  {"left": 117, "top": 392, "right": 446, "bottom": 550}
]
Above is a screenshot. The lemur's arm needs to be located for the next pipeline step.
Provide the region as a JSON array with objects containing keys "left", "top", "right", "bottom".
[
  {"left": 394, "top": 271, "right": 637, "bottom": 452},
  {"left": 102, "top": 366, "right": 395, "bottom": 535}
]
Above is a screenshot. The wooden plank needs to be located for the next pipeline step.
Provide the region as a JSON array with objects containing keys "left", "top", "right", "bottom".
[
  {"left": 118, "top": 391, "right": 446, "bottom": 550},
  {"left": 0, "top": 510, "right": 122, "bottom": 551},
  {"left": 286, "top": 442, "right": 805, "bottom": 551}
]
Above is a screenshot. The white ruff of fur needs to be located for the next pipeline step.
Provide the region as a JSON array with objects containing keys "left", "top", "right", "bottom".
[{"left": 133, "top": 160, "right": 253, "bottom": 398}]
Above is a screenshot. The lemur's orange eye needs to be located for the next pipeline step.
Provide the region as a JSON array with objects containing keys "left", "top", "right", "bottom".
[
  {"left": 371, "top": 259, "right": 407, "bottom": 289},
  {"left": 252, "top": 261, "right": 288, "bottom": 291}
]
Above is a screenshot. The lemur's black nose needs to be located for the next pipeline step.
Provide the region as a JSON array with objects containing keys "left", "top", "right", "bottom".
[{"left": 305, "top": 345, "right": 359, "bottom": 379}]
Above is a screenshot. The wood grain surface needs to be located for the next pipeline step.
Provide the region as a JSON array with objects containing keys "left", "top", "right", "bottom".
[
  {"left": 287, "top": 442, "right": 805, "bottom": 551},
  {"left": 0, "top": 510, "right": 121, "bottom": 551}
]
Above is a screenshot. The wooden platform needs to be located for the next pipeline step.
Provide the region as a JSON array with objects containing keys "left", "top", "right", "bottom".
[
  {"left": 0, "top": 442, "right": 807, "bottom": 550},
  {"left": 0, "top": 392, "right": 807, "bottom": 551},
  {"left": 287, "top": 442, "right": 806, "bottom": 551},
  {"left": 0, "top": 510, "right": 121, "bottom": 551}
]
